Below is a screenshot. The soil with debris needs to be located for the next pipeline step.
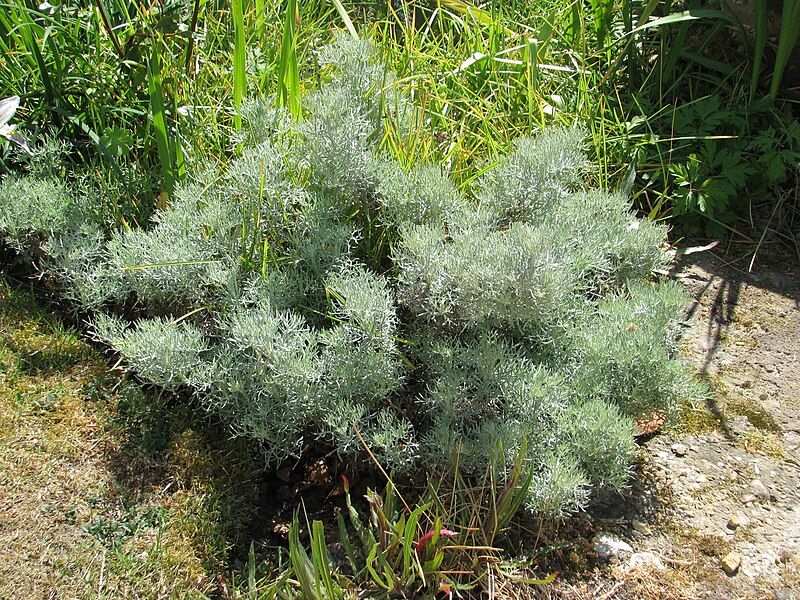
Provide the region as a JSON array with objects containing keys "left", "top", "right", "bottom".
[{"left": 548, "top": 248, "right": 800, "bottom": 600}]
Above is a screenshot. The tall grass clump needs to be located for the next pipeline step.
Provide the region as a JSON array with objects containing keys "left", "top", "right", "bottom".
[{"left": 0, "top": 36, "right": 698, "bottom": 518}]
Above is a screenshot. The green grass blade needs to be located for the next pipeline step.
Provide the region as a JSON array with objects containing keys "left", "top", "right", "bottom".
[
  {"left": 623, "top": 9, "right": 732, "bottom": 39},
  {"left": 749, "top": 0, "right": 768, "bottom": 101},
  {"left": 171, "top": 83, "right": 186, "bottom": 182},
  {"left": 637, "top": 0, "right": 663, "bottom": 27},
  {"left": 310, "top": 520, "right": 340, "bottom": 598},
  {"left": 439, "top": 0, "right": 495, "bottom": 27},
  {"left": 769, "top": 0, "right": 800, "bottom": 99},
  {"left": 330, "top": 0, "right": 358, "bottom": 39},
  {"left": 50, "top": 106, "right": 123, "bottom": 178},
  {"left": 17, "top": 15, "right": 54, "bottom": 106},
  {"left": 337, "top": 512, "right": 360, "bottom": 575},
  {"left": 93, "top": 0, "right": 123, "bottom": 58},
  {"left": 147, "top": 46, "right": 175, "bottom": 198},
  {"left": 288, "top": 513, "right": 321, "bottom": 599},
  {"left": 254, "top": 0, "right": 266, "bottom": 39},
  {"left": 600, "top": 0, "right": 663, "bottom": 84},
  {"left": 247, "top": 542, "right": 257, "bottom": 592},
  {"left": 277, "top": 0, "right": 302, "bottom": 118},
  {"left": 232, "top": 0, "right": 246, "bottom": 129},
  {"left": 402, "top": 502, "right": 426, "bottom": 580}
]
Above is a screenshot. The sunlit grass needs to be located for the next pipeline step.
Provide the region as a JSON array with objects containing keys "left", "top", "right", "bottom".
[
  {"left": 0, "top": 277, "right": 260, "bottom": 598},
  {"left": 0, "top": 0, "right": 724, "bottom": 214}
]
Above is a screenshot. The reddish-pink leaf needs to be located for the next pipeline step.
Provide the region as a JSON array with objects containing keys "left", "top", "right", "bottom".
[{"left": 416, "top": 528, "right": 458, "bottom": 552}]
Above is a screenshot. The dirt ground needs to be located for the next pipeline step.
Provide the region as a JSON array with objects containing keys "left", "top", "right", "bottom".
[{"left": 546, "top": 246, "right": 800, "bottom": 600}]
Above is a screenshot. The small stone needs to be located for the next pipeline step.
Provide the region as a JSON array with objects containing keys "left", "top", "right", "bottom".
[
  {"left": 631, "top": 519, "right": 652, "bottom": 535},
  {"left": 760, "top": 553, "right": 777, "bottom": 567},
  {"left": 721, "top": 551, "right": 742, "bottom": 576},
  {"left": 593, "top": 532, "right": 634, "bottom": 560},
  {"left": 751, "top": 479, "right": 770, "bottom": 500},
  {"left": 742, "top": 494, "right": 757, "bottom": 505},
  {"left": 726, "top": 513, "right": 750, "bottom": 530},
  {"left": 671, "top": 443, "right": 688, "bottom": 457},
  {"left": 626, "top": 551, "right": 666, "bottom": 572},
  {"left": 728, "top": 471, "right": 739, "bottom": 482}
]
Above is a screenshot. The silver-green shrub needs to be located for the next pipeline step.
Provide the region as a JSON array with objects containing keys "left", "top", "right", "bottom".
[
  {"left": 478, "top": 128, "right": 587, "bottom": 227},
  {"left": 42, "top": 224, "right": 115, "bottom": 310},
  {"left": 0, "top": 34, "right": 697, "bottom": 517},
  {"left": 93, "top": 314, "right": 208, "bottom": 391},
  {"left": 0, "top": 173, "right": 87, "bottom": 253}
]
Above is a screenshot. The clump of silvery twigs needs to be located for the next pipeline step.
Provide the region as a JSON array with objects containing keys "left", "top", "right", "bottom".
[{"left": 0, "top": 35, "right": 699, "bottom": 517}]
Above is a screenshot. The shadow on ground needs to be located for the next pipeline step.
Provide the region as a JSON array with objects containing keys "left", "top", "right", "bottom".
[{"left": 671, "top": 245, "right": 799, "bottom": 441}]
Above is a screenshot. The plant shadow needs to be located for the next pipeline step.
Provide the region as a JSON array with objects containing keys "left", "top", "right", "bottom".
[{"left": 671, "top": 243, "right": 799, "bottom": 438}]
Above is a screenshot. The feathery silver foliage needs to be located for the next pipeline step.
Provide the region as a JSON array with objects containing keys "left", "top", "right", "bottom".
[{"left": 0, "top": 35, "right": 696, "bottom": 517}]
